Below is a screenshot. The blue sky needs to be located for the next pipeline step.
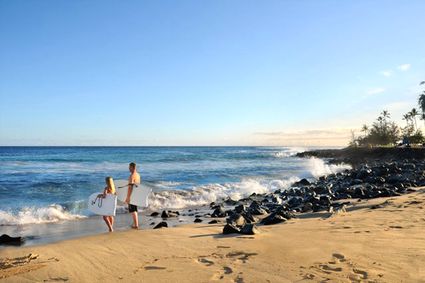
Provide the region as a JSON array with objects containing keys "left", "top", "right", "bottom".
[{"left": 1, "top": 1, "right": 424, "bottom": 146}]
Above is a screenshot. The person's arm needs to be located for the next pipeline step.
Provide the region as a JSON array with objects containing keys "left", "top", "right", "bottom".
[{"left": 99, "top": 187, "right": 108, "bottom": 198}]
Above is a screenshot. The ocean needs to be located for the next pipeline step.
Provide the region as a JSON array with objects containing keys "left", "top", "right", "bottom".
[{"left": 0, "top": 146, "right": 350, "bottom": 228}]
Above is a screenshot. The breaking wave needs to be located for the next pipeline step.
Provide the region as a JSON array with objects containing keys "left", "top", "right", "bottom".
[
  {"left": 148, "top": 177, "right": 300, "bottom": 210},
  {"left": 273, "top": 147, "right": 306, "bottom": 158},
  {"left": 306, "top": 157, "right": 351, "bottom": 178},
  {"left": 0, "top": 204, "right": 86, "bottom": 226}
]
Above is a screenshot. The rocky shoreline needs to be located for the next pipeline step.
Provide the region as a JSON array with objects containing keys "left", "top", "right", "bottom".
[
  {"left": 148, "top": 147, "right": 425, "bottom": 236},
  {"left": 296, "top": 147, "right": 425, "bottom": 167}
]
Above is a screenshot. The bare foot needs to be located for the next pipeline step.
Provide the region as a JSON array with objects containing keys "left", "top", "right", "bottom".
[{"left": 131, "top": 225, "right": 139, "bottom": 229}]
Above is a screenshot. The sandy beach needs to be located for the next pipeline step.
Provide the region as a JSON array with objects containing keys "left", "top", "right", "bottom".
[{"left": 1, "top": 188, "right": 425, "bottom": 282}]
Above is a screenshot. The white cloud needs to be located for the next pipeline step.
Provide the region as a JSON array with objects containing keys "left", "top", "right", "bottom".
[
  {"left": 366, "top": 87, "right": 386, "bottom": 95},
  {"left": 397, "top": 64, "right": 411, "bottom": 71},
  {"left": 380, "top": 70, "right": 392, "bottom": 77}
]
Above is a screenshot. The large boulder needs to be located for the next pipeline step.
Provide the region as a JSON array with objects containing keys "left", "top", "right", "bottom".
[
  {"left": 0, "top": 234, "right": 24, "bottom": 246},
  {"left": 249, "top": 201, "right": 268, "bottom": 215},
  {"left": 261, "top": 213, "right": 286, "bottom": 225},
  {"left": 223, "top": 224, "right": 241, "bottom": 234},
  {"left": 153, "top": 222, "right": 168, "bottom": 229},
  {"left": 226, "top": 213, "right": 246, "bottom": 227},
  {"left": 240, "top": 224, "right": 260, "bottom": 235}
]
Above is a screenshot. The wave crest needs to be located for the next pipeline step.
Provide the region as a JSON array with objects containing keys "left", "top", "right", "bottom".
[
  {"left": 0, "top": 204, "right": 86, "bottom": 226},
  {"left": 273, "top": 147, "right": 306, "bottom": 158},
  {"left": 148, "top": 177, "right": 299, "bottom": 210}
]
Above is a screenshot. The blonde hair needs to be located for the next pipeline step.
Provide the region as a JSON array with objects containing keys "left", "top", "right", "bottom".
[{"left": 105, "top": 176, "right": 116, "bottom": 194}]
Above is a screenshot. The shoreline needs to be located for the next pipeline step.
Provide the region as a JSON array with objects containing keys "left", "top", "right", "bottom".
[
  {"left": 0, "top": 205, "right": 215, "bottom": 248},
  {"left": 3, "top": 146, "right": 425, "bottom": 247},
  {"left": 2, "top": 147, "right": 425, "bottom": 281},
  {"left": 1, "top": 188, "right": 425, "bottom": 282}
]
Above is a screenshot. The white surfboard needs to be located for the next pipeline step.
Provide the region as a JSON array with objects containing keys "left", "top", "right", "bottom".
[
  {"left": 88, "top": 193, "right": 117, "bottom": 216},
  {"left": 115, "top": 179, "right": 152, "bottom": 208}
]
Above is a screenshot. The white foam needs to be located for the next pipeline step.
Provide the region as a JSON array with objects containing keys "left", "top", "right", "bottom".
[
  {"left": 273, "top": 147, "right": 306, "bottom": 158},
  {"left": 306, "top": 157, "right": 351, "bottom": 178},
  {"left": 148, "top": 177, "right": 300, "bottom": 210},
  {"left": 0, "top": 204, "right": 86, "bottom": 226}
]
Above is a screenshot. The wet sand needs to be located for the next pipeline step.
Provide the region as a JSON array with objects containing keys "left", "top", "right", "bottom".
[
  {"left": 1, "top": 189, "right": 425, "bottom": 282},
  {"left": 0, "top": 207, "right": 211, "bottom": 247}
]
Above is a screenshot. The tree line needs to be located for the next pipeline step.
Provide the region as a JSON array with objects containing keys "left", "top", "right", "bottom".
[{"left": 351, "top": 81, "right": 425, "bottom": 147}]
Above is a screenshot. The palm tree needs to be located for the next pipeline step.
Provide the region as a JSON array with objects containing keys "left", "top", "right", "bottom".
[
  {"left": 381, "top": 110, "right": 390, "bottom": 119},
  {"left": 403, "top": 113, "right": 411, "bottom": 127},
  {"left": 419, "top": 81, "right": 425, "bottom": 124},
  {"left": 410, "top": 108, "right": 419, "bottom": 130},
  {"left": 381, "top": 110, "right": 390, "bottom": 125},
  {"left": 361, "top": 124, "right": 368, "bottom": 138}
]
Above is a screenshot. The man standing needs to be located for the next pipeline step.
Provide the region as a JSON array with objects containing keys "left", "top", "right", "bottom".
[{"left": 125, "top": 162, "right": 141, "bottom": 229}]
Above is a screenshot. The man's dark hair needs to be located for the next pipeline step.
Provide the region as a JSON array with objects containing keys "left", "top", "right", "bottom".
[{"left": 129, "top": 162, "right": 136, "bottom": 169}]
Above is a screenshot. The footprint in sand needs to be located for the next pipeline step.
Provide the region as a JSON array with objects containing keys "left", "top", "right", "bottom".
[
  {"left": 0, "top": 254, "right": 45, "bottom": 280},
  {"left": 320, "top": 264, "right": 343, "bottom": 272},
  {"left": 226, "top": 251, "right": 258, "bottom": 263},
  {"left": 353, "top": 268, "right": 368, "bottom": 279},
  {"left": 43, "top": 277, "right": 69, "bottom": 282},
  {"left": 332, "top": 253, "right": 346, "bottom": 262},
  {"left": 198, "top": 257, "right": 214, "bottom": 266},
  {"left": 144, "top": 266, "right": 166, "bottom": 270},
  {"left": 302, "top": 253, "right": 379, "bottom": 283}
]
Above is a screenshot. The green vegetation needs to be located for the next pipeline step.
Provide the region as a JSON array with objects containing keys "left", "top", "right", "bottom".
[{"left": 351, "top": 81, "right": 425, "bottom": 147}]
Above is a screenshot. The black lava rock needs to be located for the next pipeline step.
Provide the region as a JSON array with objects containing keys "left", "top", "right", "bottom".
[
  {"left": 234, "top": 204, "right": 247, "bottom": 213},
  {"left": 240, "top": 224, "right": 260, "bottom": 235},
  {"left": 226, "top": 213, "right": 246, "bottom": 227},
  {"left": 153, "top": 222, "right": 168, "bottom": 229},
  {"left": 0, "top": 234, "right": 24, "bottom": 246},
  {"left": 222, "top": 224, "right": 241, "bottom": 234},
  {"left": 297, "top": 178, "right": 311, "bottom": 186},
  {"left": 211, "top": 206, "right": 226, "bottom": 218},
  {"left": 261, "top": 213, "right": 286, "bottom": 225},
  {"left": 194, "top": 218, "right": 203, "bottom": 223},
  {"left": 161, "top": 210, "right": 179, "bottom": 218}
]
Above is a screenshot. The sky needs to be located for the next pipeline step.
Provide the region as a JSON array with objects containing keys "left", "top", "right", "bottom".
[{"left": 1, "top": 0, "right": 425, "bottom": 146}]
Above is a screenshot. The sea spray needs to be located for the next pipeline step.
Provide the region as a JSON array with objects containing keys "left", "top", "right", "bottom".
[{"left": 306, "top": 157, "right": 351, "bottom": 178}]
